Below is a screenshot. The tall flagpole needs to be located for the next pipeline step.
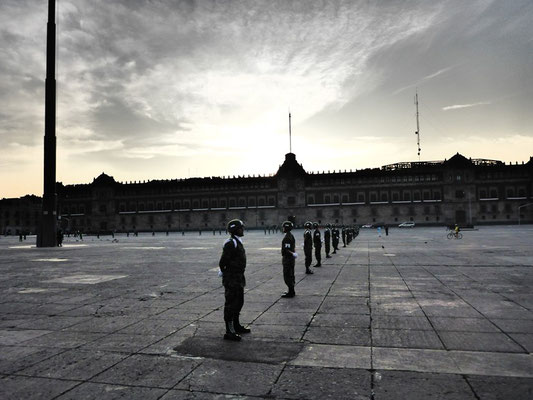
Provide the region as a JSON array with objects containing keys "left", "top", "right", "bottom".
[
  {"left": 288, "top": 112, "right": 292, "bottom": 154},
  {"left": 415, "top": 89, "right": 421, "bottom": 161},
  {"left": 37, "top": 0, "right": 57, "bottom": 247}
]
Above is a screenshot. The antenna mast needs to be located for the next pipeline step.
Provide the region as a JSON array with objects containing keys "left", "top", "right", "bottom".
[
  {"left": 415, "top": 90, "right": 421, "bottom": 161},
  {"left": 288, "top": 111, "right": 292, "bottom": 153}
]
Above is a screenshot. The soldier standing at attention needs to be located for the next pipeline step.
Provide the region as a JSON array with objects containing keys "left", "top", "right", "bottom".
[
  {"left": 332, "top": 224, "right": 340, "bottom": 254},
  {"left": 313, "top": 222, "right": 322, "bottom": 267},
  {"left": 303, "top": 221, "right": 314, "bottom": 274},
  {"left": 281, "top": 221, "right": 297, "bottom": 298},
  {"left": 324, "top": 223, "right": 332, "bottom": 258},
  {"left": 219, "top": 219, "right": 250, "bottom": 341},
  {"left": 342, "top": 225, "right": 347, "bottom": 247}
]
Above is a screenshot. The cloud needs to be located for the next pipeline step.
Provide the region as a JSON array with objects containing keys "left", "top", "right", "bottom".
[{"left": 442, "top": 102, "right": 491, "bottom": 111}]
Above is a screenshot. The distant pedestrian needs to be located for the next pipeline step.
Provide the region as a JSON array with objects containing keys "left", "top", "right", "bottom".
[
  {"left": 281, "top": 221, "right": 297, "bottom": 298},
  {"left": 385, "top": 225, "right": 389, "bottom": 236},
  {"left": 219, "top": 219, "right": 250, "bottom": 341},
  {"left": 56, "top": 229, "right": 64, "bottom": 247}
]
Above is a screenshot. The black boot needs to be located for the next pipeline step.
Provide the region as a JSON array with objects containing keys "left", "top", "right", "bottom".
[
  {"left": 234, "top": 315, "right": 251, "bottom": 334},
  {"left": 282, "top": 287, "right": 295, "bottom": 298},
  {"left": 224, "top": 320, "right": 241, "bottom": 341},
  {"left": 305, "top": 267, "right": 314, "bottom": 274},
  {"left": 313, "top": 263, "right": 321, "bottom": 267}
]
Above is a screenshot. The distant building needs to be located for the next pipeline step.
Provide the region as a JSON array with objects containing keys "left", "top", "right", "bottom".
[
  {"left": 0, "top": 195, "right": 41, "bottom": 235},
  {"left": 1, "top": 152, "right": 532, "bottom": 234}
]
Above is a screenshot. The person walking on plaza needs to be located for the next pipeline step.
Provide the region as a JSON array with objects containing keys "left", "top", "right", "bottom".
[
  {"left": 218, "top": 219, "right": 250, "bottom": 341},
  {"left": 281, "top": 221, "right": 297, "bottom": 298},
  {"left": 313, "top": 222, "right": 322, "bottom": 267},
  {"left": 303, "top": 221, "right": 314, "bottom": 274},
  {"left": 332, "top": 224, "right": 340, "bottom": 254},
  {"left": 324, "top": 223, "right": 332, "bottom": 258}
]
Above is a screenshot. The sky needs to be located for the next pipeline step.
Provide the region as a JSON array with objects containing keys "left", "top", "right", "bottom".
[{"left": 1, "top": 0, "right": 532, "bottom": 198}]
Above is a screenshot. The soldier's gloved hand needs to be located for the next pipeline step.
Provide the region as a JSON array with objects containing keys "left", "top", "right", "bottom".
[
  {"left": 218, "top": 269, "right": 223, "bottom": 277},
  {"left": 293, "top": 252, "right": 298, "bottom": 259}
]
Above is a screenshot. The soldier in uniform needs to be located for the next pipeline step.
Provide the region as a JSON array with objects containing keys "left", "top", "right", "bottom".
[
  {"left": 341, "top": 225, "right": 347, "bottom": 247},
  {"left": 303, "top": 221, "right": 314, "bottom": 274},
  {"left": 218, "top": 219, "right": 250, "bottom": 341},
  {"left": 281, "top": 221, "right": 297, "bottom": 298},
  {"left": 332, "top": 224, "right": 340, "bottom": 253},
  {"left": 312, "top": 222, "right": 322, "bottom": 267},
  {"left": 324, "top": 223, "right": 332, "bottom": 258}
]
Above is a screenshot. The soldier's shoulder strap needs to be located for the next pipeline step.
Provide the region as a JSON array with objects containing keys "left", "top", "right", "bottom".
[{"left": 224, "top": 238, "right": 237, "bottom": 248}]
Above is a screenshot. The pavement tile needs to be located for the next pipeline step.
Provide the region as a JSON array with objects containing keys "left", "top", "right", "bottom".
[
  {"left": 466, "top": 375, "right": 533, "bottom": 400},
  {"left": 0, "top": 329, "right": 53, "bottom": 345},
  {"left": 421, "top": 306, "right": 483, "bottom": 318},
  {"left": 372, "top": 329, "right": 444, "bottom": 350},
  {"left": 371, "top": 315, "right": 433, "bottom": 330},
  {"left": 176, "top": 359, "right": 282, "bottom": 397},
  {"left": 439, "top": 331, "right": 526, "bottom": 353},
  {"left": 115, "top": 317, "right": 190, "bottom": 336},
  {"left": 15, "top": 316, "right": 92, "bottom": 331},
  {"left": 373, "top": 370, "right": 476, "bottom": 400},
  {"left": 491, "top": 318, "right": 533, "bottom": 333},
  {"left": 508, "top": 333, "right": 533, "bottom": 352},
  {"left": 451, "top": 350, "right": 533, "bottom": 378},
  {"left": 246, "top": 323, "right": 307, "bottom": 341},
  {"left": 160, "top": 389, "right": 254, "bottom": 399},
  {"left": 0, "top": 346, "right": 66, "bottom": 375},
  {"left": 91, "top": 353, "right": 198, "bottom": 389},
  {"left": 429, "top": 317, "right": 499, "bottom": 332},
  {"left": 0, "top": 375, "right": 79, "bottom": 400},
  {"left": 55, "top": 382, "right": 167, "bottom": 400},
  {"left": 271, "top": 365, "right": 371, "bottom": 400},
  {"left": 373, "top": 347, "right": 460, "bottom": 374},
  {"left": 311, "top": 313, "right": 370, "bottom": 328},
  {"left": 79, "top": 333, "right": 163, "bottom": 353},
  {"left": 289, "top": 344, "right": 371, "bottom": 369},
  {"left": 303, "top": 326, "right": 371, "bottom": 346},
  {"left": 19, "top": 330, "right": 106, "bottom": 349},
  {"left": 254, "top": 311, "right": 314, "bottom": 326},
  {"left": 18, "top": 349, "right": 127, "bottom": 380},
  {"left": 63, "top": 315, "right": 144, "bottom": 333}
]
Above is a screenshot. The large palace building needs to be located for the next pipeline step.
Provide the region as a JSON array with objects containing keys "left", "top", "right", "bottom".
[{"left": 1, "top": 152, "right": 532, "bottom": 235}]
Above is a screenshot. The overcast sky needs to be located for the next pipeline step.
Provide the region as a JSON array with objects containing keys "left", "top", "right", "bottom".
[{"left": 1, "top": 0, "right": 532, "bottom": 198}]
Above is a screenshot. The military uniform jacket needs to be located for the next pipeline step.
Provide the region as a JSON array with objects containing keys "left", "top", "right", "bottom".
[
  {"left": 219, "top": 235, "right": 247, "bottom": 287},
  {"left": 313, "top": 229, "right": 321, "bottom": 247},
  {"left": 303, "top": 229, "right": 313, "bottom": 250},
  {"left": 324, "top": 228, "right": 331, "bottom": 242},
  {"left": 332, "top": 228, "right": 339, "bottom": 240},
  {"left": 281, "top": 232, "right": 295, "bottom": 259}
]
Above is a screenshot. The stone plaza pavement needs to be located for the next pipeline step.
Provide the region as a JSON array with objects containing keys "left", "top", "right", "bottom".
[{"left": 0, "top": 226, "right": 532, "bottom": 399}]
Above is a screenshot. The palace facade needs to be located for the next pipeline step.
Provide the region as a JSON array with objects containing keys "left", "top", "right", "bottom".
[{"left": 1, "top": 152, "right": 532, "bottom": 235}]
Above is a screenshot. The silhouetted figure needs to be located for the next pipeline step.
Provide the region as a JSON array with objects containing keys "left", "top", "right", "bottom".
[{"left": 56, "top": 229, "right": 64, "bottom": 247}]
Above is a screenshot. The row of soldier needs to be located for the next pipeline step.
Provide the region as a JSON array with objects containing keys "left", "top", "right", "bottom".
[{"left": 218, "top": 219, "right": 360, "bottom": 341}]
